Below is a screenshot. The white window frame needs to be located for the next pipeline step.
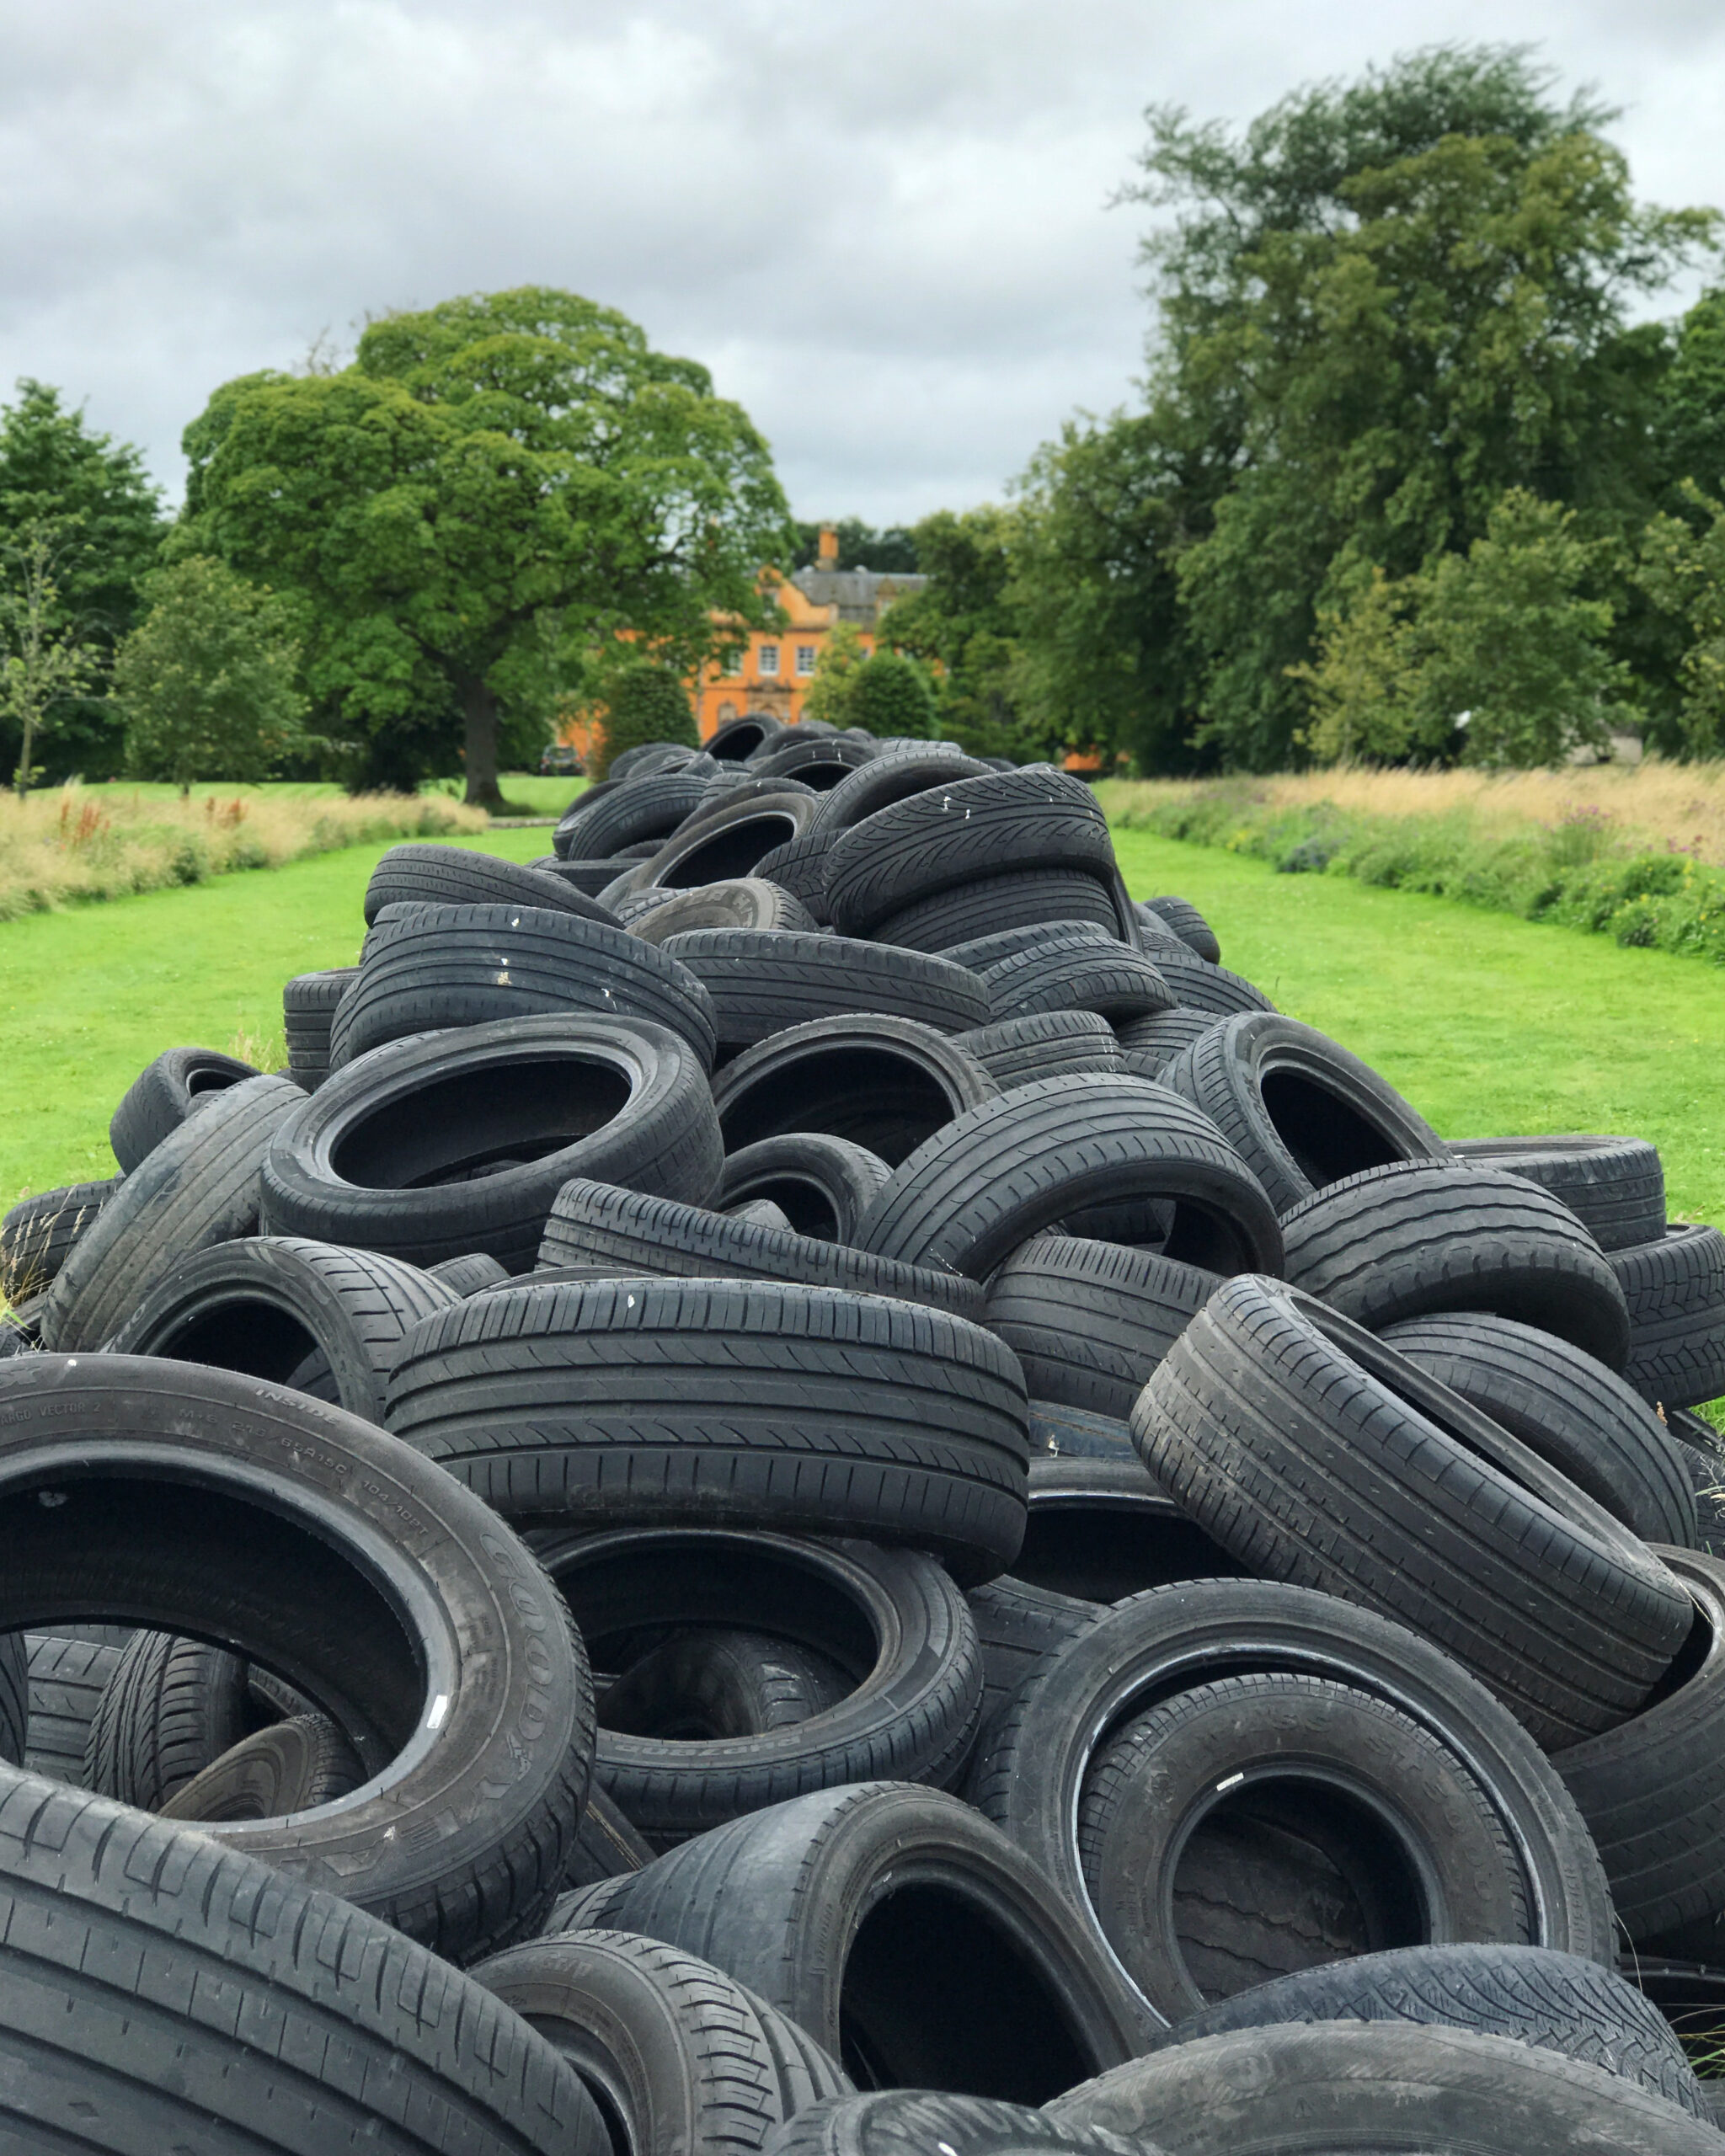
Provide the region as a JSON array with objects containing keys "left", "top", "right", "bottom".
[
  {"left": 795, "top": 643, "right": 817, "bottom": 675},
  {"left": 757, "top": 643, "right": 781, "bottom": 675}
]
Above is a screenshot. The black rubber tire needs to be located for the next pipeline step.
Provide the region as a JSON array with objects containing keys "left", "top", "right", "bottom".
[
  {"left": 534, "top": 1527, "right": 981, "bottom": 1839},
  {"left": 549, "top": 1782, "right": 1150, "bottom": 2089},
  {"left": 386, "top": 1277, "right": 1029, "bottom": 1582},
  {"left": 1011, "top": 1458, "right": 1247, "bottom": 1603},
  {"left": 660, "top": 929, "right": 988, "bottom": 1052},
  {"left": 1280, "top": 1158, "right": 1632, "bottom": 1367},
  {"left": 333, "top": 903, "right": 718, "bottom": 1070},
  {"left": 751, "top": 830, "right": 836, "bottom": 921},
  {"left": 260, "top": 1015, "right": 724, "bottom": 1275},
  {"left": 361, "top": 841, "right": 621, "bottom": 927},
  {"left": 569, "top": 1781, "right": 657, "bottom": 1886},
  {"left": 970, "top": 1579, "right": 1619, "bottom": 1983},
  {"left": 1131, "top": 1941, "right": 1706, "bottom": 2116},
  {"left": 1555, "top": 1545, "right": 1725, "bottom": 1949},
  {"left": 957, "top": 1011, "right": 1124, "bottom": 1090},
  {"left": 870, "top": 868, "right": 1122, "bottom": 953},
  {"left": 473, "top": 1929, "right": 852, "bottom": 2156},
  {"left": 600, "top": 1629, "right": 852, "bottom": 1742},
  {"left": 1026, "top": 1401, "right": 1140, "bottom": 1462},
  {"left": 104, "top": 1235, "right": 460, "bottom": 1423},
  {"left": 961, "top": 1575, "right": 1103, "bottom": 1790},
  {"left": 1622, "top": 1960, "right": 1725, "bottom": 2096},
  {"left": 1, "top": 1177, "right": 120, "bottom": 1302},
  {"left": 825, "top": 768, "right": 1113, "bottom": 937},
  {"left": 428, "top": 1250, "right": 513, "bottom": 1295},
  {"left": 809, "top": 744, "right": 992, "bottom": 835},
  {"left": 1381, "top": 1312, "right": 1696, "bottom": 1547},
  {"left": 745, "top": 733, "right": 877, "bottom": 791},
  {"left": 1450, "top": 1134, "right": 1668, "bottom": 1253},
  {"left": 0, "top": 1764, "right": 609, "bottom": 2154},
  {"left": 108, "top": 1043, "right": 261, "bottom": 1172},
  {"left": 283, "top": 965, "right": 357, "bottom": 1090},
  {"left": 714, "top": 1134, "right": 892, "bottom": 1244},
  {"left": 555, "top": 770, "right": 713, "bottom": 857},
  {"left": 947, "top": 922, "right": 1117, "bottom": 973},
  {"left": 23, "top": 1633, "right": 124, "bottom": 1787},
  {"left": 1161, "top": 1011, "right": 1446, "bottom": 1217},
  {"left": 627, "top": 877, "right": 816, "bottom": 942},
  {"left": 158, "top": 1711, "right": 362, "bottom": 1821},
  {"left": 1112, "top": 1009, "right": 1227, "bottom": 1077},
  {"left": 1610, "top": 1227, "right": 1725, "bottom": 1412},
  {"left": 984, "top": 1237, "right": 1223, "bottom": 1420},
  {"left": 625, "top": 790, "right": 821, "bottom": 891},
  {"left": 1140, "top": 894, "right": 1221, "bottom": 963},
  {"left": 85, "top": 1628, "right": 252, "bottom": 1808},
  {"left": 40, "top": 1074, "right": 305, "bottom": 1353},
  {"left": 1076, "top": 1671, "right": 1533, "bottom": 2020},
  {"left": 709, "top": 713, "right": 787, "bottom": 761},
  {"left": 1044, "top": 2020, "right": 1723, "bottom": 2155},
  {"left": 535, "top": 856, "right": 633, "bottom": 895},
  {"left": 612, "top": 744, "right": 702, "bottom": 781},
  {"left": 536, "top": 1180, "right": 985, "bottom": 1319},
  {"left": 1135, "top": 1277, "right": 1691, "bottom": 1747},
  {"left": 712, "top": 1014, "right": 1000, "bottom": 1167},
  {"left": 855, "top": 1075, "right": 1284, "bottom": 1283},
  {"left": 982, "top": 941, "right": 1173, "bottom": 1026},
  {"left": 763, "top": 2090, "right": 1141, "bottom": 2156},
  {"left": 1147, "top": 949, "right": 1276, "bottom": 1016},
  {"left": 0, "top": 1353, "right": 594, "bottom": 1961}
]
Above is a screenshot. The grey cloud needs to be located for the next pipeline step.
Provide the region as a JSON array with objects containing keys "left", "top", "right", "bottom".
[{"left": 0, "top": 0, "right": 1718, "bottom": 526}]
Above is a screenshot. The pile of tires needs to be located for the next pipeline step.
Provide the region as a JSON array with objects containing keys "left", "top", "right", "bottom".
[{"left": 1, "top": 719, "right": 1723, "bottom": 2152}]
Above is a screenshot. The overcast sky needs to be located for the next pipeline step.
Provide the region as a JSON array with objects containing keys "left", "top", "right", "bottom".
[{"left": 2, "top": 1, "right": 1720, "bottom": 526}]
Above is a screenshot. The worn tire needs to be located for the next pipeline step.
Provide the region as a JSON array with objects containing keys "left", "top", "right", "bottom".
[
  {"left": 23, "top": 1633, "right": 124, "bottom": 1787},
  {"left": 550, "top": 1782, "right": 1150, "bottom": 2088},
  {"left": 0, "top": 1353, "right": 594, "bottom": 1961},
  {"left": 473, "top": 1929, "right": 852, "bottom": 2156},
  {"left": 537, "top": 1180, "right": 985, "bottom": 1319},
  {"left": 0, "top": 1765, "right": 608, "bottom": 2153},
  {"left": 982, "top": 941, "right": 1173, "bottom": 1027},
  {"left": 1280, "top": 1158, "right": 1632, "bottom": 1366},
  {"left": 333, "top": 903, "right": 718, "bottom": 1070},
  {"left": 662, "top": 929, "right": 988, "bottom": 1053},
  {"left": 984, "top": 1237, "right": 1223, "bottom": 1420},
  {"left": 361, "top": 841, "right": 620, "bottom": 927},
  {"left": 1135, "top": 1277, "right": 1691, "bottom": 1746},
  {"left": 627, "top": 877, "right": 816, "bottom": 942},
  {"left": 108, "top": 1044, "right": 260, "bottom": 1172},
  {"left": 1046, "top": 2020, "right": 1722, "bottom": 2155},
  {"left": 104, "top": 1235, "right": 460, "bottom": 1423},
  {"left": 283, "top": 966, "right": 357, "bottom": 1090},
  {"left": 261, "top": 1015, "right": 723, "bottom": 1274},
  {"left": 1076, "top": 1671, "right": 1534, "bottom": 2020},
  {"left": 957, "top": 1011, "right": 1124, "bottom": 1090},
  {"left": 856, "top": 1075, "right": 1284, "bottom": 1283},
  {"left": 1147, "top": 949, "right": 1275, "bottom": 1016},
  {"left": 713, "top": 1014, "right": 1000, "bottom": 1167},
  {"left": 1610, "top": 1226, "right": 1725, "bottom": 1412},
  {"left": 1010, "top": 1458, "right": 1245, "bottom": 1604},
  {"left": 715, "top": 1133, "right": 892, "bottom": 1244},
  {"left": 535, "top": 1527, "right": 981, "bottom": 1838},
  {"left": 1381, "top": 1312, "right": 1696, "bottom": 1547},
  {"left": 41, "top": 1074, "right": 305, "bottom": 1353},
  {"left": 871, "top": 870, "right": 1122, "bottom": 954},
  {"left": 1161, "top": 1011, "right": 1445, "bottom": 1216},
  {"left": 386, "top": 1277, "right": 1029, "bottom": 1582},
  {"left": 764, "top": 2091, "right": 1143, "bottom": 2156},
  {"left": 1450, "top": 1134, "right": 1668, "bottom": 1253},
  {"left": 752, "top": 830, "right": 837, "bottom": 921},
  {"left": 1140, "top": 895, "right": 1221, "bottom": 963},
  {"left": 971, "top": 1579, "right": 1619, "bottom": 1989},
  {"left": 1, "top": 1177, "right": 121, "bottom": 1302}
]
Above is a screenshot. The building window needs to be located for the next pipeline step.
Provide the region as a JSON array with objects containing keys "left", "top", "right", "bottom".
[
  {"left": 795, "top": 644, "right": 817, "bottom": 675},
  {"left": 722, "top": 648, "right": 744, "bottom": 675},
  {"left": 758, "top": 644, "right": 780, "bottom": 675}
]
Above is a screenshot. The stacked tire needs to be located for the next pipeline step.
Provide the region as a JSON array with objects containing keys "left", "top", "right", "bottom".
[{"left": 0, "top": 719, "right": 1722, "bottom": 2151}]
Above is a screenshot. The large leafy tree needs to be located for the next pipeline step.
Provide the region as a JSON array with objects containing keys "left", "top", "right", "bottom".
[
  {"left": 180, "top": 289, "right": 793, "bottom": 803},
  {"left": 0, "top": 381, "right": 164, "bottom": 781},
  {"left": 1014, "top": 47, "right": 1717, "bottom": 771},
  {"left": 884, "top": 506, "right": 1046, "bottom": 760}
]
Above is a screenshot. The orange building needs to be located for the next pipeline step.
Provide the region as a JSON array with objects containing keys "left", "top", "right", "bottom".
[{"left": 691, "top": 525, "right": 926, "bottom": 739}]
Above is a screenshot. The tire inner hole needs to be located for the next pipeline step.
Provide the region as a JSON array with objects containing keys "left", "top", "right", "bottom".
[
  {"left": 333, "top": 1058, "right": 632, "bottom": 1188},
  {"left": 1258, "top": 1067, "right": 1403, "bottom": 1187}
]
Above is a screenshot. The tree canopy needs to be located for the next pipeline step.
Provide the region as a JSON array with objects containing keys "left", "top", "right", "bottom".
[
  {"left": 1010, "top": 46, "right": 1721, "bottom": 771},
  {"left": 180, "top": 287, "right": 793, "bottom": 802},
  {"left": 0, "top": 380, "right": 164, "bottom": 781}
]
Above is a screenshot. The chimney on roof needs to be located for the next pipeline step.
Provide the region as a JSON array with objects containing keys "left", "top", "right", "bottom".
[{"left": 817, "top": 524, "right": 839, "bottom": 568}]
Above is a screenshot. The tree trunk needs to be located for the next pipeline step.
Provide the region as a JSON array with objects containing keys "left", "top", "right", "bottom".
[{"left": 461, "top": 675, "right": 505, "bottom": 811}]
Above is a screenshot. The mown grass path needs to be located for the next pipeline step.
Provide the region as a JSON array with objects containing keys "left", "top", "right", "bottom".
[{"left": 3, "top": 823, "right": 1721, "bottom": 1230}]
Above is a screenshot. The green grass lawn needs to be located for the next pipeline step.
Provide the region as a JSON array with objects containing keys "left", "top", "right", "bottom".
[{"left": 3, "top": 821, "right": 1721, "bottom": 1240}]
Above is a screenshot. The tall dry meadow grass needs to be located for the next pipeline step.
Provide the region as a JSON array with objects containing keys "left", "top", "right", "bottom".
[{"left": 0, "top": 785, "right": 489, "bottom": 921}]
